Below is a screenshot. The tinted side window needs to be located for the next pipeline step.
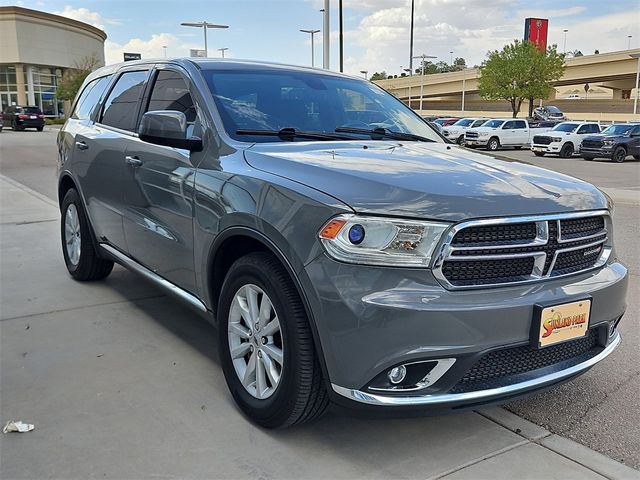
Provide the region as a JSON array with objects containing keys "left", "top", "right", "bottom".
[
  {"left": 503, "top": 121, "right": 515, "bottom": 129},
  {"left": 73, "top": 75, "right": 112, "bottom": 120},
  {"left": 147, "top": 70, "right": 196, "bottom": 122},
  {"left": 100, "top": 71, "right": 148, "bottom": 131},
  {"left": 514, "top": 120, "right": 527, "bottom": 129},
  {"left": 632, "top": 125, "right": 640, "bottom": 135}
]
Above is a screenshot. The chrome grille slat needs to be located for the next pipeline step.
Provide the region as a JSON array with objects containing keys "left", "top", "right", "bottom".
[{"left": 433, "top": 211, "right": 611, "bottom": 289}]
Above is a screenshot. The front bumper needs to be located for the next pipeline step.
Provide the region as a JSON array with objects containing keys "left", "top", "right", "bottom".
[
  {"left": 580, "top": 146, "right": 614, "bottom": 158},
  {"left": 464, "top": 137, "right": 489, "bottom": 146},
  {"left": 301, "top": 255, "right": 627, "bottom": 408},
  {"left": 532, "top": 143, "right": 562, "bottom": 153}
]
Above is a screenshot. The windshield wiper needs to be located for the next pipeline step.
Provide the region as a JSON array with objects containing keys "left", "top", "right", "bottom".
[
  {"left": 335, "top": 126, "right": 435, "bottom": 143},
  {"left": 236, "top": 127, "right": 354, "bottom": 141}
]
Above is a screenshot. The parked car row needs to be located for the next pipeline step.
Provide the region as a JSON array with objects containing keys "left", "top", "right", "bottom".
[{"left": 431, "top": 115, "right": 640, "bottom": 163}]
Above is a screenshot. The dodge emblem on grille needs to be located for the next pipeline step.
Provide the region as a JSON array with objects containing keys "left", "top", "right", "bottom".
[{"left": 583, "top": 247, "right": 601, "bottom": 257}]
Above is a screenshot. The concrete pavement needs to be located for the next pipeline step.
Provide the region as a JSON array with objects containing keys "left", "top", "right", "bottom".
[{"left": 1, "top": 168, "right": 639, "bottom": 477}]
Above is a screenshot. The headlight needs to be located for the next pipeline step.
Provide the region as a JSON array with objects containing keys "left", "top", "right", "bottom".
[
  {"left": 319, "top": 215, "right": 449, "bottom": 267},
  {"left": 478, "top": 131, "right": 490, "bottom": 137},
  {"left": 602, "top": 139, "right": 615, "bottom": 146},
  {"left": 551, "top": 137, "right": 562, "bottom": 142}
]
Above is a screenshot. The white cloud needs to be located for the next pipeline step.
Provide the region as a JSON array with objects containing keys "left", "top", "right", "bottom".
[
  {"left": 104, "top": 33, "right": 202, "bottom": 65},
  {"left": 53, "top": 5, "right": 121, "bottom": 30},
  {"left": 340, "top": 0, "right": 639, "bottom": 77}
]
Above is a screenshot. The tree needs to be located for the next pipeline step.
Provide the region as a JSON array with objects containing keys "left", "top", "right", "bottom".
[
  {"left": 369, "top": 71, "right": 387, "bottom": 81},
  {"left": 56, "top": 54, "right": 101, "bottom": 104},
  {"left": 478, "top": 40, "right": 565, "bottom": 118}
]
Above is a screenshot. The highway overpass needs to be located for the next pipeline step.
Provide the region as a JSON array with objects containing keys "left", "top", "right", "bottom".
[{"left": 375, "top": 48, "right": 640, "bottom": 105}]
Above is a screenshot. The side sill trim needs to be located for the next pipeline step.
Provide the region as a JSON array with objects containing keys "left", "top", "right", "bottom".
[
  {"left": 332, "top": 332, "right": 620, "bottom": 406},
  {"left": 99, "top": 244, "right": 207, "bottom": 313}
]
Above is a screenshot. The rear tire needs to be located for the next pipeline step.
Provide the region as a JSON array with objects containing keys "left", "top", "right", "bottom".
[
  {"left": 61, "top": 188, "right": 114, "bottom": 281},
  {"left": 560, "top": 143, "right": 574, "bottom": 158},
  {"left": 37, "top": 126, "right": 44, "bottom": 132},
  {"left": 633, "top": 155, "right": 640, "bottom": 161},
  {"left": 514, "top": 146, "right": 522, "bottom": 150},
  {"left": 534, "top": 152, "right": 545, "bottom": 157},
  {"left": 487, "top": 137, "right": 500, "bottom": 151},
  {"left": 612, "top": 146, "right": 627, "bottom": 163},
  {"left": 582, "top": 156, "right": 594, "bottom": 161},
  {"left": 218, "top": 252, "right": 328, "bottom": 428}
]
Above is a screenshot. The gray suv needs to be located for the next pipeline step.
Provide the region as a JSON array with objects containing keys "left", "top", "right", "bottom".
[{"left": 57, "top": 59, "right": 628, "bottom": 428}]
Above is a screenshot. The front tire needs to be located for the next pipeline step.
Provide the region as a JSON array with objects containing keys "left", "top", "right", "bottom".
[
  {"left": 612, "top": 146, "right": 627, "bottom": 163},
  {"left": 560, "top": 143, "right": 574, "bottom": 158},
  {"left": 218, "top": 252, "right": 328, "bottom": 428},
  {"left": 61, "top": 188, "right": 114, "bottom": 281},
  {"left": 534, "top": 151, "right": 545, "bottom": 157},
  {"left": 487, "top": 137, "right": 500, "bottom": 151},
  {"left": 37, "top": 126, "right": 44, "bottom": 132}
]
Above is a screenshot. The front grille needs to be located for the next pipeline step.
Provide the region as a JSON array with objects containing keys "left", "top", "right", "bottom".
[
  {"left": 465, "top": 131, "right": 479, "bottom": 139},
  {"left": 582, "top": 139, "right": 603, "bottom": 149},
  {"left": 451, "top": 222, "right": 537, "bottom": 246},
  {"left": 560, "top": 216, "right": 605, "bottom": 239},
  {"left": 442, "top": 257, "right": 535, "bottom": 286},
  {"left": 450, "top": 329, "right": 600, "bottom": 393},
  {"left": 533, "top": 135, "right": 552, "bottom": 145},
  {"left": 436, "top": 213, "right": 609, "bottom": 288}
]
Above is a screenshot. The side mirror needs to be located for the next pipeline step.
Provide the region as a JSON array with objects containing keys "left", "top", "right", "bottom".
[{"left": 138, "top": 110, "right": 202, "bottom": 152}]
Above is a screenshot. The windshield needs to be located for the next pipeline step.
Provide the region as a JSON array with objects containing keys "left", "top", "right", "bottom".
[
  {"left": 546, "top": 106, "right": 562, "bottom": 113},
  {"left": 482, "top": 120, "right": 504, "bottom": 128},
  {"left": 472, "top": 119, "right": 487, "bottom": 127},
  {"left": 601, "top": 124, "right": 634, "bottom": 136},
  {"left": 552, "top": 123, "right": 579, "bottom": 132},
  {"left": 452, "top": 119, "right": 473, "bottom": 127},
  {"left": 20, "top": 107, "right": 41, "bottom": 114},
  {"left": 202, "top": 69, "right": 442, "bottom": 143}
]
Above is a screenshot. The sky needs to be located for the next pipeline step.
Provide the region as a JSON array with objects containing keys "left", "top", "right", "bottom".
[{"left": 4, "top": 0, "right": 640, "bottom": 76}]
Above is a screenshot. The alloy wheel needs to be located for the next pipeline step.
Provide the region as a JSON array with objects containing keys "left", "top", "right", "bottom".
[
  {"left": 228, "top": 284, "right": 284, "bottom": 399},
  {"left": 64, "top": 204, "right": 81, "bottom": 266}
]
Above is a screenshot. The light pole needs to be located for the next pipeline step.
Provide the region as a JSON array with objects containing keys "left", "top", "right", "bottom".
[
  {"left": 300, "top": 29, "right": 320, "bottom": 67},
  {"left": 631, "top": 53, "right": 640, "bottom": 115},
  {"left": 450, "top": 51, "right": 453, "bottom": 66},
  {"left": 218, "top": 47, "right": 228, "bottom": 58},
  {"left": 404, "top": 68, "right": 412, "bottom": 108},
  {"left": 461, "top": 69, "right": 466, "bottom": 115},
  {"left": 322, "top": 0, "right": 330, "bottom": 69},
  {"left": 162, "top": 45, "right": 167, "bottom": 58},
  {"left": 360, "top": 70, "right": 368, "bottom": 79},
  {"left": 628, "top": 35, "right": 633, "bottom": 50},
  {"left": 180, "top": 21, "right": 229, "bottom": 57},
  {"left": 563, "top": 29, "right": 568, "bottom": 54},
  {"left": 413, "top": 54, "right": 436, "bottom": 111}
]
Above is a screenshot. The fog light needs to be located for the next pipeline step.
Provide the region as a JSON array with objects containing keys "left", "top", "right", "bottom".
[{"left": 388, "top": 365, "right": 407, "bottom": 384}]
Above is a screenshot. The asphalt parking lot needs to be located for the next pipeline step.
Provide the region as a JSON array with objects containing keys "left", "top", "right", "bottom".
[{"left": 1, "top": 129, "right": 639, "bottom": 477}]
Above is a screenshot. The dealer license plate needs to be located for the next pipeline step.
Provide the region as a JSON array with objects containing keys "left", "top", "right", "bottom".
[{"left": 534, "top": 299, "right": 591, "bottom": 348}]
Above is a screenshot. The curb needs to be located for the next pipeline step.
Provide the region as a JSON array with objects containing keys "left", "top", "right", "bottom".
[{"left": 478, "top": 408, "right": 640, "bottom": 480}]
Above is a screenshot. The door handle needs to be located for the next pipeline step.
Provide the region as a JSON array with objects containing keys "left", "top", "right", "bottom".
[
  {"left": 125, "top": 155, "right": 143, "bottom": 167},
  {"left": 75, "top": 141, "right": 88, "bottom": 150}
]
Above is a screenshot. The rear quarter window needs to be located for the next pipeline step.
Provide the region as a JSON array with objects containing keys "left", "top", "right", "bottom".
[{"left": 72, "top": 75, "right": 113, "bottom": 121}]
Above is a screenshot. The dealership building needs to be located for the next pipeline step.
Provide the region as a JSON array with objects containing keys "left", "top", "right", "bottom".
[{"left": 0, "top": 6, "right": 106, "bottom": 116}]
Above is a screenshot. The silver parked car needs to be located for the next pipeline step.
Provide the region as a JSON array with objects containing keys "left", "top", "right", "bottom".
[{"left": 57, "top": 59, "right": 627, "bottom": 428}]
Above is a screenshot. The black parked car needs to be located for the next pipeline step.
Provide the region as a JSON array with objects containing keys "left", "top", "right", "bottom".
[
  {"left": 580, "top": 123, "right": 640, "bottom": 163},
  {"left": 2, "top": 105, "right": 45, "bottom": 131}
]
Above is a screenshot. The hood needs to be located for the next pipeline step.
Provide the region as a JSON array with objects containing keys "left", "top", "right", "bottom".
[
  {"left": 244, "top": 141, "right": 608, "bottom": 222},
  {"left": 585, "top": 134, "right": 625, "bottom": 141}
]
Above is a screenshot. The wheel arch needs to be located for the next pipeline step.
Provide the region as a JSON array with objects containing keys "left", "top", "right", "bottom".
[{"left": 204, "top": 226, "right": 332, "bottom": 383}]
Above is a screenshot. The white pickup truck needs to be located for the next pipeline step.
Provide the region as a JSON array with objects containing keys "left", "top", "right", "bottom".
[
  {"left": 442, "top": 118, "right": 488, "bottom": 144},
  {"left": 464, "top": 118, "right": 553, "bottom": 151},
  {"left": 531, "top": 121, "right": 602, "bottom": 158}
]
